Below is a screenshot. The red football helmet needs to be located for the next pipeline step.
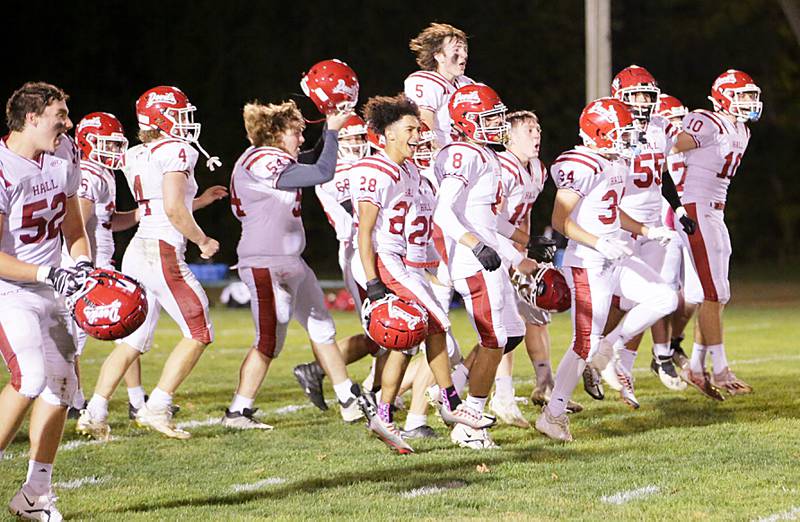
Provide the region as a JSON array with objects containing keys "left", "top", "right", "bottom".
[
  {"left": 412, "top": 121, "right": 436, "bottom": 169},
  {"left": 337, "top": 114, "right": 368, "bottom": 162},
  {"left": 366, "top": 123, "right": 386, "bottom": 151},
  {"left": 709, "top": 69, "right": 762, "bottom": 122},
  {"left": 136, "top": 86, "right": 200, "bottom": 142},
  {"left": 511, "top": 266, "right": 571, "bottom": 313},
  {"left": 300, "top": 59, "right": 359, "bottom": 115},
  {"left": 75, "top": 112, "right": 128, "bottom": 169},
  {"left": 579, "top": 97, "right": 641, "bottom": 158},
  {"left": 611, "top": 65, "right": 661, "bottom": 120},
  {"left": 448, "top": 83, "right": 509, "bottom": 144},
  {"left": 68, "top": 269, "right": 148, "bottom": 341},
  {"left": 361, "top": 294, "right": 428, "bottom": 351},
  {"left": 656, "top": 94, "right": 688, "bottom": 130}
]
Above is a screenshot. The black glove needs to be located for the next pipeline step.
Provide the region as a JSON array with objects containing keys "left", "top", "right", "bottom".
[
  {"left": 43, "top": 267, "right": 82, "bottom": 297},
  {"left": 472, "top": 242, "right": 501, "bottom": 271},
  {"left": 74, "top": 257, "right": 94, "bottom": 284},
  {"left": 527, "top": 236, "right": 557, "bottom": 263},
  {"left": 366, "top": 278, "right": 389, "bottom": 302},
  {"left": 679, "top": 215, "right": 697, "bottom": 235}
]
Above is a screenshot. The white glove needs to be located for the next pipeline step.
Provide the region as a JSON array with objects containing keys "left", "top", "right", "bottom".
[
  {"left": 594, "top": 236, "right": 633, "bottom": 261},
  {"left": 646, "top": 226, "right": 677, "bottom": 246}
]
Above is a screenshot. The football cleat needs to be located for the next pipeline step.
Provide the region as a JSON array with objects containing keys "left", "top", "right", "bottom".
[
  {"left": 8, "top": 486, "right": 62, "bottom": 521},
  {"left": 135, "top": 403, "right": 191, "bottom": 439},
  {"left": 671, "top": 336, "right": 689, "bottom": 370},
  {"left": 368, "top": 415, "right": 414, "bottom": 454},
  {"left": 600, "top": 361, "right": 623, "bottom": 391},
  {"left": 128, "top": 395, "right": 179, "bottom": 420},
  {"left": 401, "top": 425, "right": 439, "bottom": 440},
  {"left": 588, "top": 338, "right": 614, "bottom": 372},
  {"left": 681, "top": 368, "right": 725, "bottom": 401},
  {"left": 711, "top": 367, "right": 753, "bottom": 395},
  {"left": 535, "top": 406, "right": 573, "bottom": 442},
  {"left": 613, "top": 360, "right": 639, "bottom": 409},
  {"left": 582, "top": 365, "right": 605, "bottom": 400},
  {"left": 530, "top": 387, "right": 584, "bottom": 414},
  {"left": 424, "top": 384, "right": 441, "bottom": 409},
  {"left": 650, "top": 355, "right": 688, "bottom": 391},
  {"left": 221, "top": 408, "right": 274, "bottom": 430},
  {"left": 75, "top": 410, "right": 110, "bottom": 441},
  {"left": 489, "top": 394, "right": 530, "bottom": 428},
  {"left": 356, "top": 387, "right": 378, "bottom": 421},
  {"left": 439, "top": 402, "right": 496, "bottom": 430},
  {"left": 293, "top": 362, "right": 328, "bottom": 411},
  {"left": 450, "top": 423, "right": 498, "bottom": 450},
  {"left": 66, "top": 400, "right": 86, "bottom": 421}
]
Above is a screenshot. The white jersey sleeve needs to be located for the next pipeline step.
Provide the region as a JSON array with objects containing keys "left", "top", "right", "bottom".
[
  {"left": 77, "top": 164, "right": 116, "bottom": 268},
  {"left": 404, "top": 71, "right": 474, "bottom": 146},
  {"left": 316, "top": 160, "right": 355, "bottom": 241},
  {"left": 53, "top": 134, "right": 82, "bottom": 197}
]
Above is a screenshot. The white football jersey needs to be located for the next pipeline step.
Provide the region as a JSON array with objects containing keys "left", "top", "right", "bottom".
[
  {"left": 497, "top": 151, "right": 547, "bottom": 228},
  {"left": 122, "top": 138, "right": 199, "bottom": 247},
  {"left": 315, "top": 158, "right": 355, "bottom": 242},
  {"left": 0, "top": 139, "right": 79, "bottom": 293},
  {"left": 681, "top": 109, "right": 750, "bottom": 204},
  {"left": 618, "top": 115, "right": 678, "bottom": 225},
  {"left": 404, "top": 175, "right": 439, "bottom": 267},
  {"left": 404, "top": 71, "right": 474, "bottom": 146},
  {"left": 350, "top": 151, "right": 418, "bottom": 257},
  {"left": 666, "top": 151, "right": 687, "bottom": 197},
  {"left": 77, "top": 162, "right": 117, "bottom": 268},
  {"left": 434, "top": 141, "right": 504, "bottom": 279},
  {"left": 551, "top": 146, "right": 627, "bottom": 268},
  {"left": 231, "top": 146, "right": 305, "bottom": 265}
]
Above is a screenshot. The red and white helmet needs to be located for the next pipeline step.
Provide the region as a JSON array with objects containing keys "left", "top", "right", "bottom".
[
  {"left": 361, "top": 294, "right": 428, "bottom": 351},
  {"left": 611, "top": 65, "right": 661, "bottom": 121},
  {"left": 68, "top": 268, "right": 148, "bottom": 341},
  {"left": 75, "top": 112, "right": 128, "bottom": 169},
  {"left": 136, "top": 86, "right": 200, "bottom": 142},
  {"left": 412, "top": 121, "right": 436, "bottom": 169},
  {"left": 656, "top": 94, "right": 688, "bottom": 129},
  {"left": 300, "top": 59, "right": 359, "bottom": 115},
  {"left": 449, "top": 83, "right": 509, "bottom": 144},
  {"left": 337, "top": 114, "right": 368, "bottom": 162},
  {"left": 709, "top": 69, "right": 762, "bottom": 122},
  {"left": 366, "top": 123, "right": 386, "bottom": 152},
  {"left": 511, "top": 266, "right": 571, "bottom": 313},
  {"left": 579, "top": 97, "right": 641, "bottom": 158}
]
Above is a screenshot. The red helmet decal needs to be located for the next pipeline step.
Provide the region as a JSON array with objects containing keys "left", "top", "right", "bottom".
[
  {"left": 300, "top": 59, "right": 359, "bottom": 115},
  {"left": 75, "top": 112, "right": 128, "bottom": 169}
]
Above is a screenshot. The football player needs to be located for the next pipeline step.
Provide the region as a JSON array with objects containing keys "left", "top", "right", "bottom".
[
  {"left": 433, "top": 84, "right": 540, "bottom": 449},
  {"left": 0, "top": 82, "right": 90, "bottom": 520},
  {"left": 404, "top": 22, "right": 474, "bottom": 148},
  {"left": 79, "top": 86, "right": 224, "bottom": 440},
  {"left": 534, "top": 98, "right": 678, "bottom": 442},
  {"left": 671, "top": 70, "right": 762, "bottom": 398},
  {"left": 224, "top": 99, "right": 365, "bottom": 429}
]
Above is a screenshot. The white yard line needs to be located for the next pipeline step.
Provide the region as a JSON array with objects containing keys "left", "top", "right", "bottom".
[
  {"left": 230, "top": 477, "right": 287, "bottom": 493},
  {"left": 600, "top": 485, "right": 659, "bottom": 505},
  {"left": 60, "top": 436, "right": 120, "bottom": 452},
  {"left": 400, "top": 481, "right": 466, "bottom": 499},
  {"left": 755, "top": 507, "right": 800, "bottom": 522},
  {"left": 175, "top": 417, "right": 219, "bottom": 429},
  {"left": 54, "top": 476, "right": 111, "bottom": 490}
]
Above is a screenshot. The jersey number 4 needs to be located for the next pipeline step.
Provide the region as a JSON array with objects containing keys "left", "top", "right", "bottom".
[
  {"left": 19, "top": 193, "right": 67, "bottom": 244},
  {"left": 133, "top": 175, "right": 152, "bottom": 216}
]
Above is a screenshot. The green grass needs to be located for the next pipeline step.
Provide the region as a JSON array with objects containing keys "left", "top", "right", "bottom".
[{"left": 2, "top": 280, "right": 800, "bottom": 521}]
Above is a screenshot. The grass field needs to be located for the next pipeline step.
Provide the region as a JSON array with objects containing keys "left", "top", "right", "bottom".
[{"left": 1, "top": 277, "right": 799, "bottom": 521}]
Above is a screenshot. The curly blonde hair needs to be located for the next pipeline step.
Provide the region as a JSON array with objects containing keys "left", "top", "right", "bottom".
[
  {"left": 243, "top": 100, "right": 305, "bottom": 150},
  {"left": 408, "top": 23, "right": 468, "bottom": 71}
]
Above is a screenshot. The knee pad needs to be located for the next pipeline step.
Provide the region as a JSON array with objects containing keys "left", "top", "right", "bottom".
[
  {"left": 503, "top": 335, "right": 525, "bottom": 354},
  {"left": 17, "top": 370, "right": 47, "bottom": 399},
  {"left": 653, "top": 287, "right": 680, "bottom": 316}
]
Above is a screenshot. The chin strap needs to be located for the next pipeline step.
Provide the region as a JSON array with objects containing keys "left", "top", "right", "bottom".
[{"left": 194, "top": 141, "right": 222, "bottom": 171}]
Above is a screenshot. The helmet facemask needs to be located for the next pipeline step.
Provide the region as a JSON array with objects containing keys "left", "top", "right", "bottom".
[
  {"left": 338, "top": 135, "right": 369, "bottom": 162},
  {"left": 164, "top": 105, "right": 201, "bottom": 142},
  {"left": 468, "top": 105, "right": 510, "bottom": 144},
  {"left": 616, "top": 84, "right": 660, "bottom": 121},
  {"left": 713, "top": 87, "right": 762, "bottom": 122},
  {"left": 88, "top": 132, "right": 128, "bottom": 169}
]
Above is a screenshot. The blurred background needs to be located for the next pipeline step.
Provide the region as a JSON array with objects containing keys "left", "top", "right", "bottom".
[{"left": 4, "top": 0, "right": 799, "bottom": 277}]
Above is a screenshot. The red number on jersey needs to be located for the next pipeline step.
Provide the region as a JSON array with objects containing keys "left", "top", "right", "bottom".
[
  {"left": 598, "top": 190, "right": 619, "bottom": 225},
  {"left": 178, "top": 148, "right": 187, "bottom": 163},
  {"left": 133, "top": 175, "right": 152, "bottom": 216},
  {"left": 490, "top": 181, "right": 503, "bottom": 215},
  {"left": 671, "top": 160, "right": 687, "bottom": 191},
  {"left": 360, "top": 176, "right": 377, "bottom": 192},
  {"left": 291, "top": 190, "right": 302, "bottom": 217},
  {"left": 452, "top": 152, "right": 463, "bottom": 169},
  {"left": 19, "top": 193, "right": 68, "bottom": 244},
  {"left": 632, "top": 153, "right": 664, "bottom": 188},
  {"left": 408, "top": 216, "right": 433, "bottom": 246},
  {"left": 689, "top": 119, "right": 703, "bottom": 133},
  {"left": 415, "top": 84, "right": 424, "bottom": 98},
  {"left": 717, "top": 151, "right": 742, "bottom": 180},
  {"left": 229, "top": 176, "right": 246, "bottom": 217},
  {"left": 509, "top": 202, "right": 534, "bottom": 227},
  {"left": 335, "top": 178, "right": 350, "bottom": 195},
  {"left": 388, "top": 201, "right": 410, "bottom": 235},
  {"left": 559, "top": 169, "right": 575, "bottom": 186}
]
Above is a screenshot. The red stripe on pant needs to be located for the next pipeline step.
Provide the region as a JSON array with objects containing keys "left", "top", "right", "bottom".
[
  {"left": 158, "top": 241, "right": 212, "bottom": 344},
  {"left": 0, "top": 323, "right": 21, "bottom": 391},
  {"left": 251, "top": 268, "right": 278, "bottom": 357},
  {"left": 571, "top": 267, "right": 593, "bottom": 360},
  {"left": 376, "top": 257, "right": 445, "bottom": 335},
  {"left": 684, "top": 203, "right": 719, "bottom": 302},
  {"left": 465, "top": 272, "right": 499, "bottom": 348}
]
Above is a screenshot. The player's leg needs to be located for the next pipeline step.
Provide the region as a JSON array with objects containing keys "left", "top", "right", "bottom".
[
  {"left": 489, "top": 280, "right": 528, "bottom": 428},
  {"left": 402, "top": 359, "right": 437, "bottom": 438}
]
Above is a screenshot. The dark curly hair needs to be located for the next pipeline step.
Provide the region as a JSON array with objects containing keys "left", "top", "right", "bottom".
[
  {"left": 363, "top": 94, "right": 420, "bottom": 135},
  {"left": 6, "top": 82, "right": 69, "bottom": 132}
]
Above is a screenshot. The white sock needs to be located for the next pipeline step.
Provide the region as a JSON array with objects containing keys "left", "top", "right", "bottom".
[
  {"left": 465, "top": 394, "right": 487, "bottom": 414},
  {"left": 494, "top": 375, "right": 514, "bottom": 400},
  {"left": 229, "top": 394, "right": 254, "bottom": 413},
  {"left": 332, "top": 379, "right": 355, "bottom": 404},
  {"left": 25, "top": 460, "right": 52, "bottom": 496},
  {"left": 707, "top": 343, "right": 728, "bottom": 372},
  {"left": 548, "top": 350, "right": 585, "bottom": 417},
  {"left": 689, "top": 343, "right": 707, "bottom": 373},
  {"left": 451, "top": 363, "right": 469, "bottom": 396},
  {"left": 147, "top": 387, "right": 173, "bottom": 410},
  {"left": 404, "top": 413, "right": 427, "bottom": 431},
  {"left": 87, "top": 394, "right": 109, "bottom": 420},
  {"left": 619, "top": 348, "right": 637, "bottom": 374},
  {"left": 653, "top": 342, "right": 671, "bottom": 358},
  {"left": 127, "top": 386, "right": 146, "bottom": 409}
]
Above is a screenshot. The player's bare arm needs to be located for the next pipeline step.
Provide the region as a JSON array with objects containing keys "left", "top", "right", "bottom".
[
  {"left": 673, "top": 131, "right": 698, "bottom": 153},
  {"left": 357, "top": 200, "right": 380, "bottom": 281},
  {"left": 162, "top": 170, "right": 218, "bottom": 258},
  {"left": 192, "top": 185, "right": 228, "bottom": 211}
]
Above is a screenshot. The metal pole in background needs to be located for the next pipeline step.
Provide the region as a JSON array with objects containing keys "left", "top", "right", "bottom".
[{"left": 585, "top": 0, "right": 612, "bottom": 103}]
